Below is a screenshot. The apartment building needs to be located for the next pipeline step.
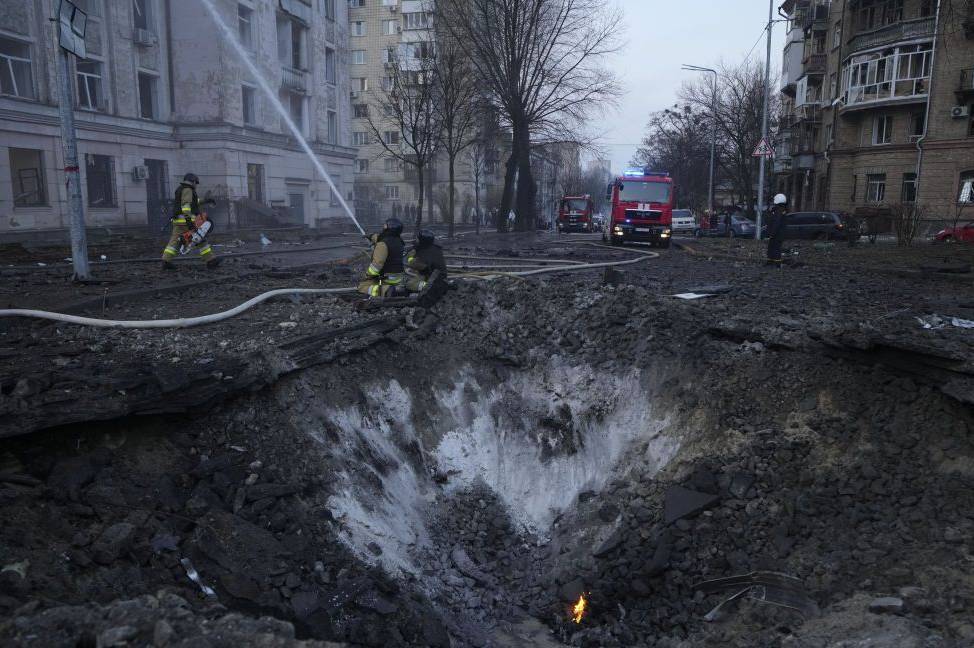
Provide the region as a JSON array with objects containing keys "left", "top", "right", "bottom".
[
  {"left": 775, "top": 0, "right": 974, "bottom": 220},
  {"left": 347, "top": 0, "right": 499, "bottom": 226},
  {"left": 0, "top": 0, "right": 355, "bottom": 239}
]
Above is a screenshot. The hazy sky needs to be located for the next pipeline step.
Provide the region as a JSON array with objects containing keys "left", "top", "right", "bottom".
[{"left": 597, "top": 0, "right": 786, "bottom": 173}]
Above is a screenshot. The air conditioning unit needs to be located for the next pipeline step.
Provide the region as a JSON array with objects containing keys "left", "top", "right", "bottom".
[
  {"left": 133, "top": 28, "right": 157, "bottom": 47},
  {"left": 950, "top": 105, "right": 970, "bottom": 119},
  {"left": 132, "top": 165, "right": 148, "bottom": 181}
]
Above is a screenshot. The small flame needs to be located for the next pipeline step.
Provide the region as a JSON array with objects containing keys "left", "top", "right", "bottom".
[{"left": 572, "top": 593, "right": 588, "bottom": 624}]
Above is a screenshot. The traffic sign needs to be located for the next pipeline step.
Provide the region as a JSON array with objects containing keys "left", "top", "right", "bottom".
[{"left": 752, "top": 138, "right": 775, "bottom": 158}]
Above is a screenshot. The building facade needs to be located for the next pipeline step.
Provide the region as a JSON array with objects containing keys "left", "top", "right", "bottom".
[
  {"left": 775, "top": 0, "right": 974, "bottom": 223},
  {"left": 0, "top": 0, "right": 355, "bottom": 239}
]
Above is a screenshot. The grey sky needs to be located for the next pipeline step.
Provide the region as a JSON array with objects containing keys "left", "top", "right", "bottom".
[{"left": 596, "top": 0, "right": 786, "bottom": 173}]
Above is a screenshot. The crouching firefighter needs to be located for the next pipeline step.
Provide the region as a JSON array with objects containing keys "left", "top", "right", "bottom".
[
  {"left": 161, "top": 173, "right": 220, "bottom": 270},
  {"left": 358, "top": 218, "right": 405, "bottom": 298},
  {"left": 406, "top": 229, "right": 447, "bottom": 293}
]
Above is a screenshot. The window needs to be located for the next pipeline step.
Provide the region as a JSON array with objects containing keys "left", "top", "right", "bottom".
[
  {"left": 352, "top": 131, "right": 370, "bottom": 146},
  {"left": 866, "top": 173, "right": 886, "bottom": 203},
  {"left": 911, "top": 111, "right": 925, "bottom": 138},
  {"left": 855, "top": 0, "right": 903, "bottom": 32},
  {"left": 348, "top": 0, "right": 365, "bottom": 7},
  {"left": 352, "top": 77, "right": 368, "bottom": 92},
  {"left": 413, "top": 41, "right": 433, "bottom": 59},
  {"left": 0, "top": 37, "right": 35, "bottom": 99},
  {"left": 385, "top": 185, "right": 400, "bottom": 200},
  {"left": 138, "top": 72, "right": 157, "bottom": 119},
  {"left": 352, "top": 50, "right": 366, "bottom": 65},
  {"left": 9, "top": 148, "right": 46, "bottom": 207},
  {"left": 919, "top": 0, "right": 934, "bottom": 17},
  {"left": 829, "top": 73, "right": 837, "bottom": 99},
  {"left": 322, "top": 0, "right": 335, "bottom": 20},
  {"left": 384, "top": 158, "right": 401, "bottom": 173},
  {"left": 383, "top": 130, "right": 400, "bottom": 145},
  {"left": 85, "top": 154, "right": 116, "bottom": 207},
  {"left": 382, "top": 0, "right": 398, "bottom": 5},
  {"left": 353, "top": 103, "right": 369, "bottom": 118},
  {"left": 403, "top": 12, "right": 429, "bottom": 30},
  {"left": 959, "top": 171, "right": 974, "bottom": 203},
  {"left": 242, "top": 85, "right": 257, "bottom": 125},
  {"left": 238, "top": 4, "right": 254, "bottom": 49},
  {"left": 282, "top": 89, "right": 305, "bottom": 135},
  {"left": 832, "top": 23, "right": 841, "bottom": 49},
  {"left": 133, "top": 0, "right": 153, "bottom": 32},
  {"left": 901, "top": 173, "right": 917, "bottom": 202},
  {"left": 385, "top": 47, "right": 396, "bottom": 63},
  {"left": 842, "top": 43, "right": 931, "bottom": 106},
  {"left": 383, "top": 19, "right": 398, "bottom": 35},
  {"left": 327, "top": 110, "right": 338, "bottom": 143},
  {"left": 77, "top": 60, "right": 104, "bottom": 111},
  {"left": 355, "top": 159, "right": 369, "bottom": 173},
  {"left": 381, "top": 76, "right": 393, "bottom": 91},
  {"left": 247, "top": 163, "right": 264, "bottom": 202},
  {"left": 351, "top": 21, "right": 367, "bottom": 36},
  {"left": 325, "top": 48, "right": 336, "bottom": 84},
  {"left": 872, "top": 115, "right": 892, "bottom": 144},
  {"left": 277, "top": 14, "right": 307, "bottom": 70}
]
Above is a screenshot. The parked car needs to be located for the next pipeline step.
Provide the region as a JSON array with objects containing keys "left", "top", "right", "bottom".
[
  {"left": 784, "top": 211, "right": 856, "bottom": 240},
  {"left": 934, "top": 221, "right": 974, "bottom": 243},
  {"left": 694, "top": 215, "right": 761, "bottom": 238},
  {"left": 671, "top": 209, "right": 696, "bottom": 233}
]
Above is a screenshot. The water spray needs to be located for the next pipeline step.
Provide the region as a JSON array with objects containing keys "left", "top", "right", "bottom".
[{"left": 198, "top": 0, "right": 366, "bottom": 236}]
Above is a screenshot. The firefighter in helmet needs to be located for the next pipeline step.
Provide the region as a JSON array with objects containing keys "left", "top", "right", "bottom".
[
  {"left": 359, "top": 218, "right": 406, "bottom": 297},
  {"left": 765, "top": 193, "right": 789, "bottom": 266},
  {"left": 161, "top": 173, "right": 219, "bottom": 270},
  {"left": 405, "top": 229, "right": 447, "bottom": 293}
]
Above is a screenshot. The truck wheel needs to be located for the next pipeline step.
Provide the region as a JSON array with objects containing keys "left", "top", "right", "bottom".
[{"left": 658, "top": 239, "right": 671, "bottom": 249}]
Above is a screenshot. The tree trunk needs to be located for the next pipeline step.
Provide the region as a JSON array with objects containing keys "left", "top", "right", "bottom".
[
  {"left": 415, "top": 164, "right": 425, "bottom": 232},
  {"left": 514, "top": 123, "right": 535, "bottom": 231},
  {"left": 499, "top": 147, "right": 517, "bottom": 233},
  {"left": 474, "top": 168, "right": 481, "bottom": 236},
  {"left": 448, "top": 154, "right": 456, "bottom": 239},
  {"left": 426, "top": 162, "right": 434, "bottom": 226}
]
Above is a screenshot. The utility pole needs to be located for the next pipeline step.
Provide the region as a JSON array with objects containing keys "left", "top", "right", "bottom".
[
  {"left": 755, "top": 0, "right": 774, "bottom": 240},
  {"left": 53, "top": 1, "right": 91, "bottom": 280},
  {"left": 682, "top": 65, "right": 718, "bottom": 218}
]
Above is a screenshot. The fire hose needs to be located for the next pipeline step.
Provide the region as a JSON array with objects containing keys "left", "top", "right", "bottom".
[{"left": 0, "top": 242, "right": 657, "bottom": 329}]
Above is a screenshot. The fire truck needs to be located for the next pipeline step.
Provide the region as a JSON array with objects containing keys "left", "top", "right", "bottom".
[
  {"left": 556, "top": 194, "right": 596, "bottom": 233},
  {"left": 603, "top": 168, "right": 674, "bottom": 248}
]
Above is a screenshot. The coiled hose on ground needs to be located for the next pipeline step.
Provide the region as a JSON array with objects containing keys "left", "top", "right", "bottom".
[{"left": 0, "top": 241, "right": 658, "bottom": 329}]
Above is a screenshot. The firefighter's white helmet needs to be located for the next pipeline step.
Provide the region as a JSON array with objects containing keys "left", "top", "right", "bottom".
[{"left": 773, "top": 193, "right": 788, "bottom": 205}]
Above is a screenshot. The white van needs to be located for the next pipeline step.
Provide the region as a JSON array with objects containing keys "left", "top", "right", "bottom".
[{"left": 671, "top": 209, "right": 696, "bottom": 233}]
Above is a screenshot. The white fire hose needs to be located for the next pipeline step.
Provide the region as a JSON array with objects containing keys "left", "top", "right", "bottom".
[{"left": 0, "top": 242, "right": 657, "bottom": 329}]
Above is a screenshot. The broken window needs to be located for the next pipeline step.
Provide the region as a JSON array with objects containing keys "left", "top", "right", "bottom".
[
  {"left": 959, "top": 171, "right": 974, "bottom": 203},
  {"left": 901, "top": 173, "right": 917, "bottom": 203},
  {"left": 325, "top": 48, "right": 336, "bottom": 84},
  {"left": 327, "top": 110, "right": 338, "bottom": 143},
  {"left": 85, "top": 154, "right": 116, "bottom": 207},
  {"left": 0, "top": 37, "right": 35, "bottom": 99},
  {"left": 247, "top": 163, "right": 264, "bottom": 202},
  {"left": 133, "top": 0, "right": 153, "bottom": 32},
  {"left": 872, "top": 115, "right": 892, "bottom": 145},
  {"left": 355, "top": 159, "right": 369, "bottom": 173},
  {"left": 9, "top": 148, "right": 47, "bottom": 207},
  {"left": 138, "top": 72, "right": 157, "bottom": 119},
  {"left": 866, "top": 173, "right": 886, "bottom": 203},
  {"left": 238, "top": 4, "right": 254, "bottom": 49},
  {"left": 77, "top": 60, "right": 104, "bottom": 111},
  {"left": 242, "top": 85, "right": 257, "bottom": 125}
]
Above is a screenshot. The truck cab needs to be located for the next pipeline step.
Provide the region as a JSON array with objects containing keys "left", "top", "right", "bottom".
[
  {"left": 604, "top": 168, "right": 674, "bottom": 248},
  {"left": 557, "top": 195, "right": 596, "bottom": 233}
]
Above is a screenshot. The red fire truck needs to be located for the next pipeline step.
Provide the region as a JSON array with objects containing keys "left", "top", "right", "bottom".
[
  {"left": 603, "top": 168, "right": 674, "bottom": 248},
  {"left": 556, "top": 194, "right": 596, "bottom": 233}
]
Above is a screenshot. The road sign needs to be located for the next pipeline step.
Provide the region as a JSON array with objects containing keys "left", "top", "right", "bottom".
[
  {"left": 752, "top": 138, "right": 775, "bottom": 158},
  {"left": 57, "top": 0, "right": 87, "bottom": 59}
]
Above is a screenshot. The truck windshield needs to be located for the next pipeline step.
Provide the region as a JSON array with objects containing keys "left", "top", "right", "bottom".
[
  {"left": 562, "top": 199, "right": 588, "bottom": 211},
  {"left": 618, "top": 181, "right": 670, "bottom": 204}
]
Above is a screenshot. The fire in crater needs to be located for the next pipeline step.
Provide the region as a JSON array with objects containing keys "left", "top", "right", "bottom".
[{"left": 571, "top": 593, "right": 588, "bottom": 624}]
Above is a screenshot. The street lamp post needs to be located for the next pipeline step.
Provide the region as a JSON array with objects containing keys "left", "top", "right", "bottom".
[
  {"left": 755, "top": 0, "right": 775, "bottom": 240},
  {"left": 682, "top": 65, "right": 718, "bottom": 219}
]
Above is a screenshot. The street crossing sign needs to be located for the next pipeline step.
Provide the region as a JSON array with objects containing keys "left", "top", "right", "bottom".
[{"left": 752, "top": 138, "right": 775, "bottom": 158}]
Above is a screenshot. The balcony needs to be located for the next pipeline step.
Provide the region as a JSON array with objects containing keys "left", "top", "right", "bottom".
[
  {"left": 802, "top": 1, "right": 830, "bottom": 30},
  {"left": 958, "top": 68, "right": 974, "bottom": 101},
  {"left": 848, "top": 17, "right": 935, "bottom": 54},
  {"left": 281, "top": 67, "right": 307, "bottom": 93},
  {"left": 802, "top": 53, "right": 826, "bottom": 77}
]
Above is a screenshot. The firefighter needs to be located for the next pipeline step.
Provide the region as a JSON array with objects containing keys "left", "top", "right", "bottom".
[
  {"left": 765, "top": 193, "right": 789, "bottom": 266},
  {"left": 162, "top": 173, "right": 219, "bottom": 270},
  {"left": 405, "top": 229, "right": 447, "bottom": 293},
  {"left": 358, "top": 218, "right": 405, "bottom": 297}
]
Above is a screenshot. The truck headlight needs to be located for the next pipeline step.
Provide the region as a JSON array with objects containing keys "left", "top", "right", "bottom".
[{"left": 661, "top": 229, "right": 671, "bottom": 238}]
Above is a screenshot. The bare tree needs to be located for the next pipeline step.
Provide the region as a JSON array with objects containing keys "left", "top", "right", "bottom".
[
  {"left": 890, "top": 202, "right": 928, "bottom": 247},
  {"left": 434, "top": 36, "right": 480, "bottom": 239},
  {"left": 681, "top": 61, "right": 778, "bottom": 215},
  {"left": 631, "top": 104, "right": 712, "bottom": 212},
  {"left": 466, "top": 132, "right": 494, "bottom": 234},
  {"left": 364, "top": 49, "right": 441, "bottom": 232},
  {"left": 437, "top": 0, "right": 622, "bottom": 231}
]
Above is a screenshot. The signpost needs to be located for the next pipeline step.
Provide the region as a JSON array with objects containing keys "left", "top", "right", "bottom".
[
  {"left": 54, "top": 0, "right": 91, "bottom": 280},
  {"left": 752, "top": 138, "right": 775, "bottom": 158}
]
